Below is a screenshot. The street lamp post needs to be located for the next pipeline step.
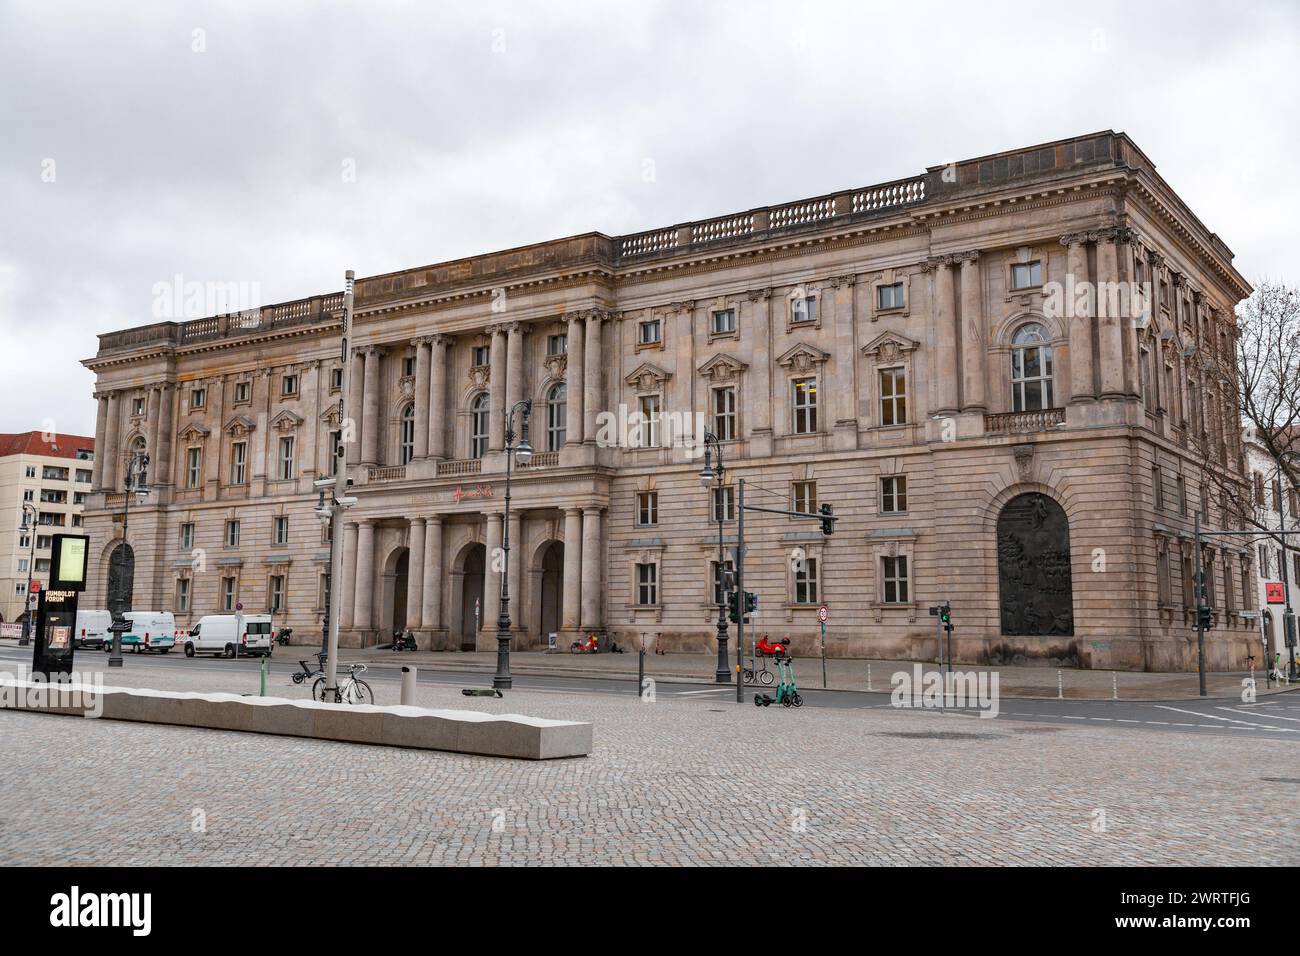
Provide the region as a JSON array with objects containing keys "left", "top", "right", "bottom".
[
  {"left": 494, "top": 399, "right": 533, "bottom": 690},
  {"left": 17, "top": 502, "right": 37, "bottom": 646},
  {"left": 698, "top": 430, "right": 731, "bottom": 683},
  {"left": 108, "top": 450, "right": 150, "bottom": 668}
]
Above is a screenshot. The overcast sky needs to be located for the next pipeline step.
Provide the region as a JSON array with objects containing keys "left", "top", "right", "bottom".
[{"left": 2, "top": 0, "right": 1297, "bottom": 437}]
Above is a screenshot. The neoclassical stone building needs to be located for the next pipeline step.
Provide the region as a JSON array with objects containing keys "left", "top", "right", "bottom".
[{"left": 82, "top": 131, "right": 1258, "bottom": 670}]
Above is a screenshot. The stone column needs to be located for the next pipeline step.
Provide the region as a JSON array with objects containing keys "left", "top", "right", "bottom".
[
  {"left": 353, "top": 519, "right": 375, "bottom": 632},
  {"left": 505, "top": 322, "right": 526, "bottom": 429},
  {"left": 562, "top": 507, "right": 583, "bottom": 631},
  {"left": 748, "top": 289, "right": 774, "bottom": 452},
  {"left": 507, "top": 510, "right": 523, "bottom": 632},
  {"left": 485, "top": 512, "right": 503, "bottom": 632},
  {"left": 413, "top": 338, "right": 431, "bottom": 459},
  {"left": 156, "top": 383, "right": 175, "bottom": 486},
  {"left": 1121, "top": 234, "right": 1142, "bottom": 397},
  {"left": 429, "top": 335, "right": 449, "bottom": 459},
  {"left": 831, "top": 276, "right": 858, "bottom": 427},
  {"left": 361, "top": 347, "right": 383, "bottom": 465},
  {"left": 406, "top": 516, "right": 425, "bottom": 630},
  {"left": 958, "top": 253, "right": 986, "bottom": 412},
  {"left": 1096, "top": 233, "right": 1125, "bottom": 399},
  {"left": 931, "top": 260, "right": 959, "bottom": 415},
  {"left": 565, "top": 314, "right": 585, "bottom": 445},
  {"left": 92, "top": 394, "right": 108, "bottom": 489},
  {"left": 580, "top": 506, "right": 603, "bottom": 631},
  {"left": 1063, "top": 234, "right": 1094, "bottom": 403},
  {"left": 488, "top": 327, "right": 507, "bottom": 452},
  {"left": 341, "top": 520, "right": 359, "bottom": 630},
  {"left": 103, "top": 391, "right": 121, "bottom": 491},
  {"left": 422, "top": 516, "right": 443, "bottom": 630},
  {"left": 346, "top": 349, "right": 364, "bottom": 466},
  {"left": 583, "top": 311, "right": 604, "bottom": 444},
  {"left": 145, "top": 386, "right": 161, "bottom": 471}
]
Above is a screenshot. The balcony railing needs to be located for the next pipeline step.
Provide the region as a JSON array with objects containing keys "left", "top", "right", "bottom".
[
  {"left": 367, "top": 465, "right": 406, "bottom": 481},
  {"left": 984, "top": 408, "right": 1066, "bottom": 434},
  {"left": 519, "top": 451, "right": 560, "bottom": 469},
  {"left": 436, "top": 458, "right": 482, "bottom": 477}
]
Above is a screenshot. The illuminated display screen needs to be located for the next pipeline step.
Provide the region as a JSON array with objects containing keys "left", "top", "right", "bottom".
[{"left": 50, "top": 534, "right": 89, "bottom": 591}]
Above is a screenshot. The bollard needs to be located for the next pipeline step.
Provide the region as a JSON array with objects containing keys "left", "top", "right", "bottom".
[
  {"left": 867, "top": 663, "right": 872, "bottom": 692},
  {"left": 400, "top": 665, "right": 417, "bottom": 706},
  {"left": 260, "top": 654, "right": 267, "bottom": 697},
  {"left": 1057, "top": 670, "right": 1063, "bottom": 700},
  {"left": 1112, "top": 672, "right": 1118, "bottom": 701}
]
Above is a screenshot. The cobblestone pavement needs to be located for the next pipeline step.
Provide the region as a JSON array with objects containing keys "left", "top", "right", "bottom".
[{"left": 0, "top": 662, "right": 1296, "bottom": 865}]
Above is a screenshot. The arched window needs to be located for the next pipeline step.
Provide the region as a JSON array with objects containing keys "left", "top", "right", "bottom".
[
  {"left": 130, "top": 435, "right": 149, "bottom": 486},
  {"left": 547, "top": 383, "right": 567, "bottom": 451},
  {"left": 470, "top": 393, "right": 489, "bottom": 459},
  {"left": 1010, "top": 323, "right": 1054, "bottom": 412},
  {"left": 399, "top": 403, "right": 415, "bottom": 465}
]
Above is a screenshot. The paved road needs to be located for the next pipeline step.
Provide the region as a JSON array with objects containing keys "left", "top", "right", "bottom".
[{"left": 5, "top": 644, "right": 1298, "bottom": 741}]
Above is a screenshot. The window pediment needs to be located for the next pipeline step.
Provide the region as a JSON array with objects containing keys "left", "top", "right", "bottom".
[
  {"left": 861, "top": 332, "right": 919, "bottom": 363},
  {"left": 777, "top": 342, "right": 830, "bottom": 373},
  {"left": 223, "top": 414, "right": 256, "bottom": 437},
  {"left": 177, "top": 422, "right": 210, "bottom": 442},
  {"left": 697, "top": 352, "right": 748, "bottom": 382},
  {"left": 270, "top": 409, "right": 304, "bottom": 432},
  {"left": 625, "top": 362, "right": 673, "bottom": 391}
]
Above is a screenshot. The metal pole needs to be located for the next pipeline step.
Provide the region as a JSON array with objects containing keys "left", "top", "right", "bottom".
[
  {"left": 322, "top": 270, "right": 355, "bottom": 702},
  {"left": 707, "top": 433, "right": 729, "bottom": 683},
  {"left": 1195, "top": 511, "right": 1207, "bottom": 697},
  {"left": 735, "top": 479, "right": 745, "bottom": 704},
  {"left": 108, "top": 476, "right": 130, "bottom": 668},
  {"left": 935, "top": 611, "right": 943, "bottom": 708},
  {"left": 494, "top": 401, "right": 529, "bottom": 690},
  {"left": 820, "top": 620, "right": 827, "bottom": 689},
  {"left": 1279, "top": 521, "right": 1295, "bottom": 680},
  {"left": 18, "top": 505, "right": 34, "bottom": 646},
  {"left": 638, "top": 632, "right": 645, "bottom": 698}
]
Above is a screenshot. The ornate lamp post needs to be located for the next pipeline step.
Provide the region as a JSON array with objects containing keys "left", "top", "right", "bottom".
[
  {"left": 494, "top": 399, "right": 533, "bottom": 690},
  {"left": 698, "top": 430, "right": 732, "bottom": 683},
  {"left": 107, "top": 450, "right": 150, "bottom": 668},
  {"left": 17, "top": 502, "right": 37, "bottom": 646}
]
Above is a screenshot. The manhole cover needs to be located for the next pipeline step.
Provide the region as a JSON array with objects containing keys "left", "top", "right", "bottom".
[{"left": 877, "top": 731, "right": 1003, "bottom": 741}]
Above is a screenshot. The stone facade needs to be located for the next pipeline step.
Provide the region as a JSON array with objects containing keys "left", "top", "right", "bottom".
[{"left": 81, "top": 131, "right": 1257, "bottom": 670}]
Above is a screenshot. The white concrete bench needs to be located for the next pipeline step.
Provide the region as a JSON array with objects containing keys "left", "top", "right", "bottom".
[{"left": 0, "top": 679, "right": 592, "bottom": 760}]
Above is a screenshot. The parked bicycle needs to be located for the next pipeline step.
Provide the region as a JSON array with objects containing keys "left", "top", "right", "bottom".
[{"left": 313, "top": 663, "right": 374, "bottom": 705}]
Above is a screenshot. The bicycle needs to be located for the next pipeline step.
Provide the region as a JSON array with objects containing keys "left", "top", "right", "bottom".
[
  {"left": 313, "top": 663, "right": 375, "bottom": 705},
  {"left": 291, "top": 659, "right": 322, "bottom": 685}
]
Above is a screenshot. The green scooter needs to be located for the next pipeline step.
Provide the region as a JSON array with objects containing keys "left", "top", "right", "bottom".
[{"left": 754, "top": 654, "right": 803, "bottom": 708}]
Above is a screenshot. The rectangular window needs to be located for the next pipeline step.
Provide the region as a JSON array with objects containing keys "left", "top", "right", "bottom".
[
  {"left": 1273, "top": 479, "right": 1284, "bottom": 513},
  {"left": 638, "top": 395, "right": 661, "bottom": 447},
  {"left": 225, "top": 520, "right": 240, "bottom": 548},
  {"left": 73, "top": 492, "right": 87, "bottom": 505},
  {"left": 17, "top": 559, "right": 27, "bottom": 573},
  {"left": 710, "top": 308, "right": 736, "bottom": 335},
  {"left": 328, "top": 430, "right": 342, "bottom": 476},
  {"left": 1011, "top": 261, "right": 1043, "bottom": 290},
  {"left": 132, "top": 397, "right": 145, "bottom": 416},
  {"left": 792, "top": 378, "right": 818, "bottom": 434},
  {"left": 36, "top": 535, "right": 51, "bottom": 550},
  {"left": 877, "top": 282, "right": 905, "bottom": 310},
  {"left": 230, "top": 441, "right": 247, "bottom": 485},
  {"left": 636, "top": 491, "right": 658, "bottom": 527},
  {"left": 190, "top": 387, "right": 206, "bottom": 409},
  {"left": 712, "top": 486, "right": 735, "bottom": 523},
  {"left": 176, "top": 578, "right": 190, "bottom": 613},
  {"left": 1157, "top": 543, "right": 1172, "bottom": 605},
  {"left": 402, "top": 356, "right": 417, "bottom": 378},
  {"left": 1259, "top": 544, "right": 1269, "bottom": 578},
  {"left": 1152, "top": 467, "right": 1164, "bottom": 511},
  {"left": 711, "top": 559, "right": 735, "bottom": 606},
  {"left": 277, "top": 436, "right": 295, "bottom": 480},
  {"left": 881, "top": 476, "right": 908, "bottom": 514},
  {"left": 712, "top": 386, "right": 736, "bottom": 441},
  {"left": 75, "top": 469, "right": 92, "bottom": 483},
  {"left": 180, "top": 523, "right": 195, "bottom": 551},
  {"left": 186, "top": 447, "right": 202, "bottom": 488},
  {"left": 547, "top": 334, "right": 567, "bottom": 356},
  {"left": 882, "top": 555, "right": 909, "bottom": 603},
  {"left": 791, "top": 296, "right": 817, "bottom": 324},
  {"left": 636, "top": 562, "right": 658, "bottom": 606},
  {"left": 879, "top": 367, "right": 907, "bottom": 426},
  {"left": 638, "top": 319, "right": 661, "bottom": 346},
  {"left": 24, "top": 465, "right": 35, "bottom": 478},
  {"left": 222, "top": 577, "right": 236, "bottom": 612},
  {"left": 269, "top": 575, "right": 285, "bottom": 613},
  {"left": 43, "top": 466, "right": 68, "bottom": 481},
  {"left": 281, "top": 374, "right": 299, "bottom": 396},
  {"left": 35, "top": 558, "right": 51, "bottom": 573},
  {"left": 795, "top": 558, "right": 819, "bottom": 605},
  {"left": 331, "top": 367, "right": 344, "bottom": 390},
  {"left": 71, "top": 515, "right": 82, "bottom": 527},
  {"left": 1176, "top": 475, "right": 1187, "bottom": 516},
  {"left": 792, "top": 480, "right": 817, "bottom": 516},
  {"left": 472, "top": 345, "right": 490, "bottom": 367},
  {"left": 273, "top": 515, "right": 289, "bottom": 546},
  {"left": 233, "top": 381, "right": 251, "bottom": 403}
]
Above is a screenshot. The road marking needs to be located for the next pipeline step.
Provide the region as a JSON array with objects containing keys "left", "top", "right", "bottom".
[
  {"left": 1154, "top": 705, "right": 1296, "bottom": 733},
  {"left": 1115, "top": 719, "right": 1141, "bottom": 723},
  {"left": 1218, "top": 706, "right": 1300, "bottom": 724},
  {"left": 675, "top": 688, "right": 734, "bottom": 696}
]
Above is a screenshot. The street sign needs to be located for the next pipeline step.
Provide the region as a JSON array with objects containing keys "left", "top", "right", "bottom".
[
  {"left": 817, "top": 605, "right": 828, "bottom": 623},
  {"left": 236, "top": 602, "right": 244, "bottom": 611},
  {"left": 30, "top": 579, "right": 41, "bottom": 593},
  {"left": 1266, "top": 582, "right": 1286, "bottom": 604}
]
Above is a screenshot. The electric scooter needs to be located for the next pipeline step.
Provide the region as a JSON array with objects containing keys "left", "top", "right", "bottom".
[{"left": 754, "top": 653, "right": 803, "bottom": 708}]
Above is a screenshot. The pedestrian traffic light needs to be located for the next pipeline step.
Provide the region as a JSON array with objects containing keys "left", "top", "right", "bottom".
[
  {"left": 939, "top": 604, "right": 952, "bottom": 629},
  {"left": 820, "top": 503, "right": 835, "bottom": 536},
  {"left": 1197, "top": 605, "right": 1214, "bottom": 630},
  {"left": 744, "top": 591, "right": 757, "bottom": 616},
  {"left": 728, "top": 591, "right": 740, "bottom": 624}
]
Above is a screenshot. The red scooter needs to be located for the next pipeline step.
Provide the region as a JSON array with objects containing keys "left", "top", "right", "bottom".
[{"left": 570, "top": 633, "right": 599, "bottom": 654}]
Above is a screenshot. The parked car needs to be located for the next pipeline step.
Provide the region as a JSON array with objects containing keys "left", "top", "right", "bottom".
[
  {"left": 74, "top": 609, "right": 113, "bottom": 649},
  {"left": 183, "top": 614, "right": 273, "bottom": 658}
]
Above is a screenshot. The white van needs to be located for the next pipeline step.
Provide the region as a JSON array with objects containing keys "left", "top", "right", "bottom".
[
  {"left": 116, "top": 611, "right": 177, "bottom": 654},
  {"left": 74, "top": 609, "right": 113, "bottom": 650},
  {"left": 184, "top": 614, "right": 273, "bottom": 658}
]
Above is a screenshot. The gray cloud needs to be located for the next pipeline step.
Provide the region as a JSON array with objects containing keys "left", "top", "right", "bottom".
[{"left": 2, "top": 0, "right": 1296, "bottom": 435}]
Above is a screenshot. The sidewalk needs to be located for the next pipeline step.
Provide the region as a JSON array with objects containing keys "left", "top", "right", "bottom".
[{"left": 323, "top": 644, "right": 1296, "bottom": 701}]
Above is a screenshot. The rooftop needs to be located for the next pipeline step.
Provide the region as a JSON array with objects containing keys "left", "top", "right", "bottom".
[{"left": 0, "top": 431, "right": 96, "bottom": 461}]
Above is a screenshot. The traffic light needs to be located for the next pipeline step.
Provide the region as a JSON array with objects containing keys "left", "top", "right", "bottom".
[
  {"left": 728, "top": 591, "right": 740, "bottom": 624},
  {"left": 1197, "top": 605, "right": 1214, "bottom": 630},
  {"left": 939, "top": 604, "right": 952, "bottom": 630},
  {"left": 820, "top": 503, "right": 835, "bottom": 536},
  {"left": 744, "top": 591, "right": 757, "bottom": 617}
]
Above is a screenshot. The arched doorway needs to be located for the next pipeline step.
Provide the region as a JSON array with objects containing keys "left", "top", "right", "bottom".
[
  {"left": 996, "top": 492, "right": 1074, "bottom": 635},
  {"left": 459, "top": 543, "right": 485, "bottom": 650},
  {"left": 391, "top": 549, "right": 409, "bottom": 636},
  {"left": 537, "top": 541, "right": 564, "bottom": 641},
  {"left": 107, "top": 542, "right": 136, "bottom": 613}
]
